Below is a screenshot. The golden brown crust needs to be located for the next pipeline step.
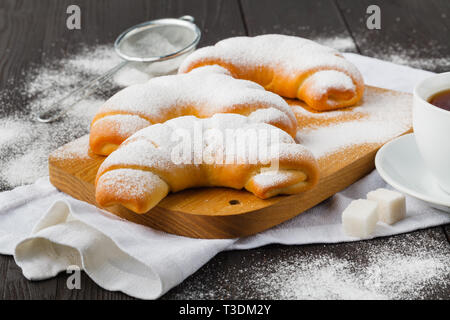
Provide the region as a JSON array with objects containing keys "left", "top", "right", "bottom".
[
  {"left": 95, "top": 115, "right": 319, "bottom": 214},
  {"left": 95, "top": 169, "right": 169, "bottom": 213},
  {"left": 179, "top": 35, "right": 364, "bottom": 111},
  {"left": 89, "top": 66, "right": 297, "bottom": 156}
]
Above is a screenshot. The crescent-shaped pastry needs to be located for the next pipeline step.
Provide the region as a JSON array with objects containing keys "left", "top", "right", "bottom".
[
  {"left": 95, "top": 114, "right": 319, "bottom": 214},
  {"left": 179, "top": 34, "right": 364, "bottom": 111},
  {"left": 90, "top": 65, "right": 297, "bottom": 155}
]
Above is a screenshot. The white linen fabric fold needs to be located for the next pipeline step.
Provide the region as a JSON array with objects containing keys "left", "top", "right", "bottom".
[{"left": 0, "top": 53, "right": 448, "bottom": 299}]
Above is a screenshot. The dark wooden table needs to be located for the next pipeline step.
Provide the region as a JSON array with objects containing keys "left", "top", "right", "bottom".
[{"left": 0, "top": 0, "right": 449, "bottom": 299}]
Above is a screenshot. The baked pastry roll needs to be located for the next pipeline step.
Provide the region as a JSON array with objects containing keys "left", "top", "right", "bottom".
[
  {"left": 95, "top": 114, "right": 319, "bottom": 213},
  {"left": 90, "top": 65, "right": 297, "bottom": 155},
  {"left": 179, "top": 34, "right": 364, "bottom": 111}
]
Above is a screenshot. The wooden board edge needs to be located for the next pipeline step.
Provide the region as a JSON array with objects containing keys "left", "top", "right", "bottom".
[{"left": 49, "top": 144, "right": 378, "bottom": 238}]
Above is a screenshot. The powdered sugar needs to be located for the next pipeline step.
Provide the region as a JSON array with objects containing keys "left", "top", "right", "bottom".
[
  {"left": 0, "top": 36, "right": 425, "bottom": 191},
  {"left": 0, "top": 45, "right": 160, "bottom": 189},
  {"left": 51, "top": 135, "right": 91, "bottom": 160},
  {"left": 97, "top": 114, "right": 316, "bottom": 196},
  {"left": 100, "top": 113, "right": 297, "bottom": 169},
  {"left": 168, "top": 231, "right": 449, "bottom": 299},
  {"left": 248, "top": 107, "right": 292, "bottom": 127},
  {"left": 309, "top": 70, "right": 356, "bottom": 95},
  {"left": 314, "top": 35, "right": 449, "bottom": 73},
  {"left": 2, "top": 146, "right": 50, "bottom": 187},
  {"left": 356, "top": 38, "right": 450, "bottom": 72},
  {"left": 179, "top": 34, "right": 363, "bottom": 87},
  {"left": 117, "top": 24, "right": 192, "bottom": 59},
  {"left": 92, "top": 65, "right": 297, "bottom": 149},
  {"left": 94, "top": 114, "right": 151, "bottom": 137},
  {"left": 97, "top": 65, "right": 294, "bottom": 119},
  {"left": 0, "top": 37, "right": 445, "bottom": 299},
  {"left": 384, "top": 54, "right": 450, "bottom": 72},
  {"left": 314, "top": 35, "right": 357, "bottom": 52},
  {"left": 99, "top": 168, "right": 165, "bottom": 198},
  {"left": 0, "top": 120, "right": 30, "bottom": 148},
  {"left": 294, "top": 88, "right": 412, "bottom": 158},
  {"left": 179, "top": 35, "right": 364, "bottom": 111},
  {"left": 248, "top": 242, "right": 449, "bottom": 300},
  {"left": 252, "top": 170, "right": 305, "bottom": 188}
]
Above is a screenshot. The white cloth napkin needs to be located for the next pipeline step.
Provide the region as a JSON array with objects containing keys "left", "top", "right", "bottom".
[{"left": 0, "top": 53, "right": 448, "bottom": 299}]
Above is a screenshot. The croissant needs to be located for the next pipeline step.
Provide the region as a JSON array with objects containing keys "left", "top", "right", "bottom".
[
  {"left": 179, "top": 34, "right": 364, "bottom": 111},
  {"left": 90, "top": 65, "right": 297, "bottom": 156},
  {"left": 95, "top": 114, "right": 319, "bottom": 214}
]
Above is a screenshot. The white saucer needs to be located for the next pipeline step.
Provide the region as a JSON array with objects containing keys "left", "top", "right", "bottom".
[{"left": 375, "top": 133, "right": 450, "bottom": 213}]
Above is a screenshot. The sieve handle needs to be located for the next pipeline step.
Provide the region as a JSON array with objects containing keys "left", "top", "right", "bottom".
[{"left": 36, "top": 60, "right": 129, "bottom": 123}]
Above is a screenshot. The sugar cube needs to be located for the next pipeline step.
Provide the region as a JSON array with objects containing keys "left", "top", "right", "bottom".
[
  {"left": 367, "top": 188, "right": 406, "bottom": 225},
  {"left": 342, "top": 199, "right": 379, "bottom": 238}
]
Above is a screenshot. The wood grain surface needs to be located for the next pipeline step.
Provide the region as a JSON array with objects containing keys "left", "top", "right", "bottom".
[
  {"left": 337, "top": 0, "right": 450, "bottom": 73},
  {"left": 0, "top": 0, "right": 448, "bottom": 299}
]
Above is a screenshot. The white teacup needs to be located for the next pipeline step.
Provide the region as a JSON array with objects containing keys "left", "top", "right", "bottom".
[{"left": 413, "top": 72, "right": 450, "bottom": 193}]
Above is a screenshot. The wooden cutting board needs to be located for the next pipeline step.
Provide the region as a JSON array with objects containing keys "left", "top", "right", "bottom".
[{"left": 49, "top": 86, "right": 412, "bottom": 239}]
